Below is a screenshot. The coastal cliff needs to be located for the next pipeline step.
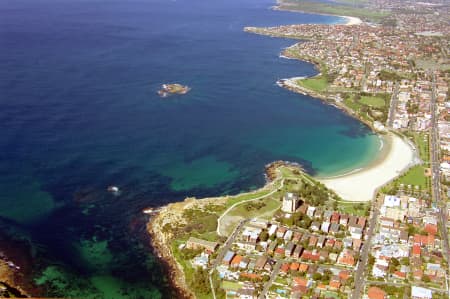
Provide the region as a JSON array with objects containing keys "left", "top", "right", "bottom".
[
  {"left": 147, "top": 162, "right": 296, "bottom": 298},
  {"left": 147, "top": 195, "right": 228, "bottom": 299}
]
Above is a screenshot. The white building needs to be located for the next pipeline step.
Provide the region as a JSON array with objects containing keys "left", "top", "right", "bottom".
[
  {"left": 411, "top": 286, "right": 432, "bottom": 299},
  {"left": 282, "top": 192, "right": 299, "bottom": 213},
  {"left": 384, "top": 195, "right": 401, "bottom": 207}
]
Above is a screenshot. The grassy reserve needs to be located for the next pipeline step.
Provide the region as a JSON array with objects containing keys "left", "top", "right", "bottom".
[
  {"left": 381, "top": 164, "right": 430, "bottom": 195},
  {"left": 297, "top": 76, "right": 329, "bottom": 92},
  {"left": 396, "top": 165, "right": 429, "bottom": 189},
  {"left": 359, "top": 96, "right": 386, "bottom": 108},
  {"left": 228, "top": 198, "right": 281, "bottom": 219}
]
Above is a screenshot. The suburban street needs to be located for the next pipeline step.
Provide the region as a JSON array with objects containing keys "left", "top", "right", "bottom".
[
  {"left": 429, "top": 75, "right": 450, "bottom": 294},
  {"left": 209, "top": 219, "right": 248, "bottom": 299},
  {"left": 258, "top": 260, "right": 282, "bottom": 299},
  {"left": 211, "top": 219, "right": 247, "bottom": 271},
  {"left": 351, "top": 201, "right": 380, "bottom": 299},
  {"left": 387, "top": 82, "right": 400, "bottom": 129}
]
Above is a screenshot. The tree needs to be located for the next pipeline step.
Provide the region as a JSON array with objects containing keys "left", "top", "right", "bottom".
[
  {"left": 422, "top": 275, "right": 431, "bottom": 283},
  {"left": 312, "top": 273, "right": 322, "bottom": 280},
  {"left": 259, "top": 231, "right": 269, "bottom": 242},
  {"left": 391, "top": 258, "right": 400, "bottom": 267},
  {"left": 400, "top": 257, "right": 409, "bottom": 266},
  {"left": 189, "top": 268, "right": 210, "bottom": 294},
  {"left": 368, "top": 255, "right": 375, "bottom": 266}
]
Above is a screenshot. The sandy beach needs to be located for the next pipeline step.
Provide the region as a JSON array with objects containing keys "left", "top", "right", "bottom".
[
  {"left": 343, "top": 16, "right": 363, "bottom": 25},
  {"left": 319, "top": 133, "right": 420, "bottom": 202}
]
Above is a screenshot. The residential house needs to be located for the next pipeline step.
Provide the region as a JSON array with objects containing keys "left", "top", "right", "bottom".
[
  {"left": 268, "top": 224, "right": 277, "bottom": 236},
  {"left": 276, "top": 227, "right": 287, "bottom": 239},
  {"left": 223, "top": 251, "right": 235, "bottom": 266},
  {"left": 368, "top": 286, "right": 387, "bottom": 299},
  {"left": 331, "top": 212, "right": 340, "bottom": 224},
  {"left": 317, "top": 235, "right": 326, "bottom": 248},
  {"left": 255, "top": 256, "right": 267, "bottom": 270},
  {"left": 329, "top": 277, "right": 341, "bottom": 290},
  {"left": 231, "top": 255, "right": 243, "bottom": 269},
  {"left": 321, "top": 222, "right": 330, "bottom": 233},
  {"left": 290, "top": 262, "right": 300, "bottom": 272},
  {"left": 339, "top": 214, "right": 349, "bottom": 226},
  {"left": 330, "top": 223, "right": 340, "bottom": 235},
  {"left": 307, "top": 206, "right": 316, "bottom": 218},
  {"left": 337, "top": 249, "right": 355, "bottom": 267},
  {"left": 293, "top": 245, "right": 304, "bottom": 259},
  {"left": 267, "top": 241, "right": 277, "bottom": 254},
  {"left": 285, "top": 242, "right": 295, "bottom": 257},
  {"left": 275, "top": 246, "right": 285, "bottom": 258},
  {"left": 309, "top": 235, "right": 318, "bottom": 247},
  {"left": 311, "top": 221, "right": 320, "bottom": 232},
  {"left": 284, "top": 230, "right": 293, "bottom": 241},
  {"left": 353, "top": 239, "right": 362, "bottom": 251}
]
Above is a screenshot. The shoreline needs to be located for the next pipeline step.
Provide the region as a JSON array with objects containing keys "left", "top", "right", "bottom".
[
  {"left": 276, "top": 76, "right": 377, "bottom": 131},
  {"left": 319, "top": 132, "right": 420, "bottom": 201}
]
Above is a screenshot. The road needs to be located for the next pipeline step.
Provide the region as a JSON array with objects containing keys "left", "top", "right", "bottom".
[
  {"left": 209, "top": 219, "right": 248, "bottom": 299},
  {"left": 212, "top": 219, "right": 247, "bottom": 271},
  {"left": 429, "top": 74, "right": 450, "bottom": 296},
  {"left": 387, "top": 82, "right": 399, "bottom": 128},
  {"left": 351, "top": 201, "right": 380, "bottom": 299},
  {"left": 258, "top": 260, "right": 282, "bottom": 299}
]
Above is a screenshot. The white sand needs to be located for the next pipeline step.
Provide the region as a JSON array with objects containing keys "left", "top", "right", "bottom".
[
  {"left": 319, "top": 133, "right": 420, "bottom": 202},
  {"left": 343, "top": 16, "right": 363, "bottom": 25}
]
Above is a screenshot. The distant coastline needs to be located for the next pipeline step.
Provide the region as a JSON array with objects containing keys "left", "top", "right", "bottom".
[{"left": 271, "top": 0, "right": 363, "bottom": 25}]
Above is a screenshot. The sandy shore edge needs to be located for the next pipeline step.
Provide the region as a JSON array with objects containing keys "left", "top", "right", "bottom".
[{"left": 318, "top": 133, "right": 420, "bottom": 201}]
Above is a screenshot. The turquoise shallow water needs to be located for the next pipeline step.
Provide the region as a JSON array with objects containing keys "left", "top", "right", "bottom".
[{"left": 0, "top": 0, "right": 379, "bottom": 297}]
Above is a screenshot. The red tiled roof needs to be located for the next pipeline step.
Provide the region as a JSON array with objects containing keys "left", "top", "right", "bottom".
[
  {"left": 293, "top": 277, "right": 308, "bottom": 287},
  {"left": 339, "top": 270, "right": 350, "bottom": 280},
  {"left": 280, "top": 263, "right": 290, "bottom": 273},
  {"left": 425, "top": 224, "right": 438, "bottom": 234},
  {"left": 275, "top": 247, "right": 285, "bottom": 255},
  {"left": 231, "top": 255, "right": 243, "bottom": 265},
  {"left": 393, "top": 271, "right": 406, "bottom": 278},
  {"left": 290, "top": 263, "right": 300, "bottom": 271},
  {"left": 299, "top": 263, "right": 309, "bottom": 272},
  {"left": 368, "top": 286, "right": 386, "bottom": 299},
  {"left": 329, "top": 280, "right": 341, "bottom": 289}
]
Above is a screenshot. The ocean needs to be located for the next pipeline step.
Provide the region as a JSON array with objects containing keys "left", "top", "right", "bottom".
[{"left": 0, "top": 0, "right": 379, "bottom": 297}]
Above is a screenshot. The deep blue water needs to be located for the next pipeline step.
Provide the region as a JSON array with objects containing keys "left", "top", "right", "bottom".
[{"left": 0, "top": 0, "right": 379, "bottom": 297}]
